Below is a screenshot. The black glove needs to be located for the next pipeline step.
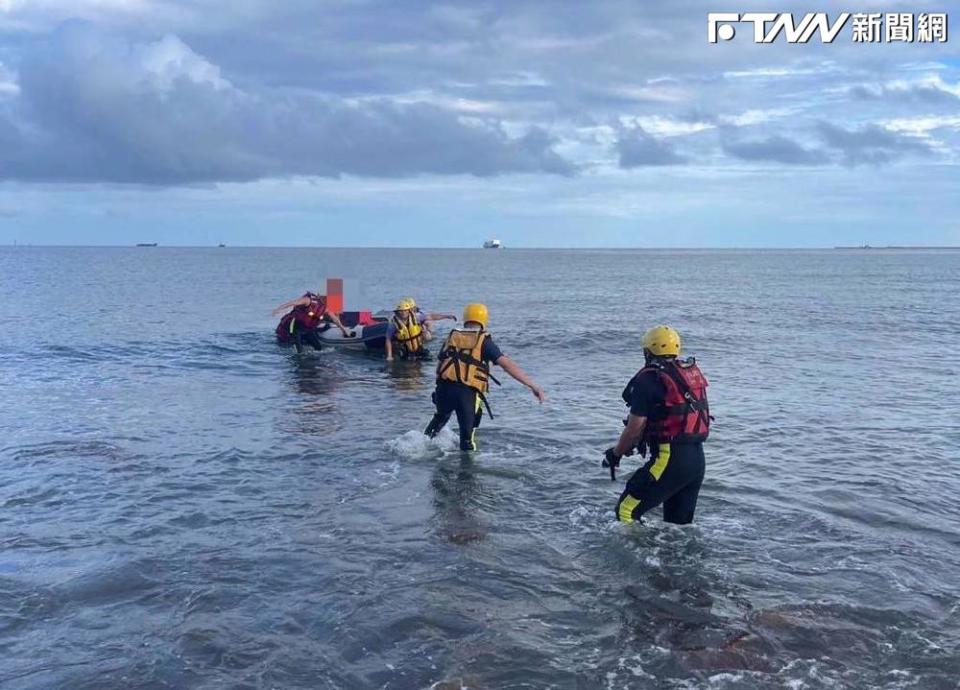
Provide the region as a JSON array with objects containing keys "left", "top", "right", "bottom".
[{"left": 602, "top": 447, "right": 621, "bottom": 481}]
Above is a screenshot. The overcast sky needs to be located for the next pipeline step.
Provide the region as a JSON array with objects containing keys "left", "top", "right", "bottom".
[{"left": 0, "top": 1, "right": 958, "bottom": 247}]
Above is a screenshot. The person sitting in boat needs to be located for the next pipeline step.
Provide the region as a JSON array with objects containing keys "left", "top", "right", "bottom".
[{"left": 272, "top": 291, "right": 351, "bottom": 353}]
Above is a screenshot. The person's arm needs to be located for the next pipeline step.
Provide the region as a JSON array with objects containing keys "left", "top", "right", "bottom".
[
  {"left": 326, "top": 311, "right": 351, "bottom": 336},
  {"left": 271, "top": 296, "right": 310, "bottom": 315},
  {"left": 603, "top": 412, "right": 646, "bottom": 480},
  {"left": 494, "top": 355, "right": 545, "bottom": 403},
  {"left": 385, "top": 338, "right": 394, "bottom": 361},
  {"left": 425, "top": 312, "right": 457, "bottom": 322},
  {"left": 614, "top": 413, "right": 647, "bottom": 458}
]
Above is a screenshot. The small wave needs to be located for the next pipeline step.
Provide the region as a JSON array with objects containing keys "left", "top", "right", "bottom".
[
  {"left": 385, "top": 428, "right": 458, "bottom": 459},
  {"left": 5, "top": 440, "right": 132, "bottom": 464},
  {"left": 566, "top": 504, "right": 619, "bottom": 534}
]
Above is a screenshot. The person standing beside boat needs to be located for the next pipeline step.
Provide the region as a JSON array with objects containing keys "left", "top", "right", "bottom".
[
  {"left": 272, "top": 291, "right": 351, "bottom": 353},
  {"left": 385, "top": 298, "right": 456, "bottom": 360},
  {"left": 424, "top": 303, "right": 545, "bottom": 451}
]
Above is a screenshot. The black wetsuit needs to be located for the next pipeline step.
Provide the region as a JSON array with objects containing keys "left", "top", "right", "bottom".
[
  {"left": 397, "top": 347, "right": 433, "bottom": 362},
  {"left": 615, "top": 367, "right": 706, "bottom": 524},
  {"left": 424, "top": 336, "right": 503, "bottom": 451},
  {"left": 290, "top": 323, "right": 324, "bottom": 353}
]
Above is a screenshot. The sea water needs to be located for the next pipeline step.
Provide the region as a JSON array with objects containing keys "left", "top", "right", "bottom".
[{"left": 1, "top": 247, "right": 958, "bottom": 689}]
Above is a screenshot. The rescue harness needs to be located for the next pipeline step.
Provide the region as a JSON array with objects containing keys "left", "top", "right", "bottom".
[
  {"left": 623, "top": 356, "right": 710, "bottom": 445},
  {"left": 437, "top": 328, "right": 501, "bottom": 417},
  {"left": 392, "top": 312, "right": 424, "bottom": 356}
]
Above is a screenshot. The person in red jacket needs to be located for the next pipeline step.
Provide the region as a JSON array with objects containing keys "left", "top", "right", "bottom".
[
  {"left": 603, "top": 325, "right": 711, "bottom": 525},
  {"left": 272, "top": 292, "right": 351, "bottom": 353}
]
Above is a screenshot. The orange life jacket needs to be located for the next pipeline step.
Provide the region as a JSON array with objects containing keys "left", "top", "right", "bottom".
[{"left": 436, "top": 328, "right": 501, "bottom": 417}]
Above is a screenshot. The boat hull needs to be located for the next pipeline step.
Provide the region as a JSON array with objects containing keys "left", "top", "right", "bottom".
[{"left": 317, "top": 321, "right": 388, "bottom": 350}]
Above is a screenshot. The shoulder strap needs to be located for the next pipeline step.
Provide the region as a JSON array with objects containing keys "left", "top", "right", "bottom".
[{"left": 658, "top": 360, "right": 693, "bottom": 398}]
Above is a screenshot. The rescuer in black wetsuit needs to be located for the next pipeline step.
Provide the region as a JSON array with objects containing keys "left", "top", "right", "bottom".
[
  {"left": 424, "top": 303, "right": 545, "bottom": 451},
  {"left": 603, "top": 325, "right": 711, "bottom": 524}
]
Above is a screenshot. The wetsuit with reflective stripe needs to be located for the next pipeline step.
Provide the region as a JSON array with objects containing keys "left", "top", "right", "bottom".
[
  {"left": 615, "top": 366, "right": 706, "bottom": 524},
  {"left": 277, "top": 312, "right": 326, "bottom": 353},
  {"left": 424, "top": 335, "right": 503, "bottom": 451},
  {"left": 616, "top": 443, "right": 705, "bottom": 524}
]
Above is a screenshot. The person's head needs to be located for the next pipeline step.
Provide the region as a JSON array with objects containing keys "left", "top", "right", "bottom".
[
  {"left": 395, "top": 298, "right": 414, "bottom": 316},
  {"left": 404, "top": 297, "right": 418, "bottom": 310},
  {"left": 462, "top": 303, "right": 489, "bottom": 330},
  {"left": 642, "top": 325, "right": 680, "bottom": 363}
]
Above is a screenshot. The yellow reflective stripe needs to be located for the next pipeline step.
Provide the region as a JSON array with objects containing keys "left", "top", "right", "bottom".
[
  {"left": 618, "top": 495, "right": 640, "bottom": 523},
  {"left": 649, "top": 443, "right": 671, "bottom": 481},
  {"left": 469, "top": 394, "right": 481, "bottom": 449}
]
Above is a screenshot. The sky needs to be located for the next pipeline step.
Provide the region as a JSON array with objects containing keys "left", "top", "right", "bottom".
[{"left": 0, "top": 0, "right": 958, "bottom": 247}]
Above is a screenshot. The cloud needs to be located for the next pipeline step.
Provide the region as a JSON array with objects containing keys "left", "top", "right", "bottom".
[
  {"left": 723, "top": 135, "right": 828, "bottom": 165},
  {"left": 0, "top": 61, "right": 19, "bottom": 96},
  {"left": 0, "top": 24, "right": 575, "bottom": 184},
  {"left": 616, "top": 126, "right": 685, "bottom": 167},
  {"left": 0, "top": 1, "right": 958, "bottom": 189},
  {"left": 817, "top": 122, "right": 935, "bottom": 166},
  {"left": 621, "top": 115, "right": 713, "bottom": 138},
  {"left": 880, "top": 116, "right": 960, "bottom": 136},
  {"left": 850, "top": 75, "right": 960, "bottom": 104},
  {"left": 717, "top": 108, "right": 795, "bottom": 127},
  {"left": 723, "top": 65, "right": 830, "bottom": 79}
]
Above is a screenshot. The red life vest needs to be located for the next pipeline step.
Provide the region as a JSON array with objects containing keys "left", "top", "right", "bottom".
[
  {"left": 639, "top": 358, "right": 710, "bottom": 443},
  {"left": 275, "top": 293, "right": 326, "bottom": 342},
  {"left": 297, "top": 294, "right": 327, "bottom": 328}
]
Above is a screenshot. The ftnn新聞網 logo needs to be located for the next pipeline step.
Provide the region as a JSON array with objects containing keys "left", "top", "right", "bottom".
[{"left": 708, "top": 12, "right": 948, "bottom": 44}]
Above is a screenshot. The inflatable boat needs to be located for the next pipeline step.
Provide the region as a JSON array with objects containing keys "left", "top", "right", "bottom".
[{"left": 317, "top": 311, "right": 389, "bottom": 351}]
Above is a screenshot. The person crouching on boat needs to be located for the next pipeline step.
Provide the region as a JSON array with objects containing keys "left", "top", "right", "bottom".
[
  {"left": 385, "top": 298, "right": 433, "bottom": 361},
  {"left": 272, "top": 291, "right": 351, "bottom": 353},
  {"left": 424, "top": 303, "right": 545, "bottom": 451}
]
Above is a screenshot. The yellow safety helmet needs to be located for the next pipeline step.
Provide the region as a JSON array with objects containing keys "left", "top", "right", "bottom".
[
  {"left": 404, "top": 297, "right": 417, "bottom": 309},
  {"left": 642, "top": 325, "right": 681, "bottom": 357},
  {"left": 462, "top": 303, "right": 489, "bottom": 328},
  {"left": 395, "top": 298, "right": 414, "bottom": 311}
]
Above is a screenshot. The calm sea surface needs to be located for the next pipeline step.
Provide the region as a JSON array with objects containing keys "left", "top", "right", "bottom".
[{"left": 0, "top": 247, "right": 958, "bottom": 689}]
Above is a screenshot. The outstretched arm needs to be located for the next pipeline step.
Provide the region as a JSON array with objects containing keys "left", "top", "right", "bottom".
[
  {"left": 614, "top": 414, "right": 647, "bottom": 458},
  {"left": 271, "top": 296, "right": 310, "bottom": 316},
  {"left": 495, "top": 356, "right": 545, "bottom": 403},
  {"left": 425, "top": 312, "right": 457, "bottom": 322},
  {"left": 326, "top": 311, "right": 351, "bottom": 336}
]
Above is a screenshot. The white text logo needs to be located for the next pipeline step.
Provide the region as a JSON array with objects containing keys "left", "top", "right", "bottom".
[{"left": 708, "top": 12, "right": 948, "bottom": 44}]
